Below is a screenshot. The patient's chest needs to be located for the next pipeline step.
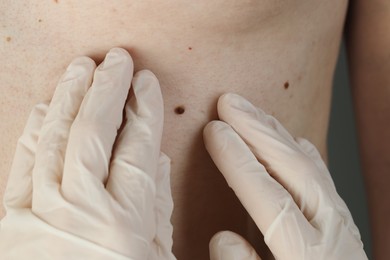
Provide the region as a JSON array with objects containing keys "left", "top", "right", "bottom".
[
  {"left": 1, "top": 2, "right": 348, "bottom": 257},
  {"left": 2, "top": 0, "right": 347, "bottom": 192}
]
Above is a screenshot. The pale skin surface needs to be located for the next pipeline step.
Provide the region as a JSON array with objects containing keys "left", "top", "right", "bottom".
[{"left": 2, "top": 0, "right": 383, "bottom": 259}]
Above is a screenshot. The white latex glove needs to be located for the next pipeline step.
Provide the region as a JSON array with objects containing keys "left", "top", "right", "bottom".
[
  {"left": 0, "top": 48, "right": 176, "bottom": 260},
  {"left": 204, "top": 93, "right": 368, "bottom": 260}
]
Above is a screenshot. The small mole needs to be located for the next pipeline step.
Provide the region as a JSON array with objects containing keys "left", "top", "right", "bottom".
[
  {"left": 188, "top": 47, "right": 192, "bottom": 50},
  {"left": 284, "top": 81, "right": 289, "bottom": 89},
  {"left": 54, "top": 0, "right": 58, "bottom": 3},
  {"left": 6, "top": 36, "right": 11, "bottom": 42},
  {"left": 175, "top": 106, "right": 185, "bottom": 115},
  {"left": 38, "top": 19, "right": 42, "bottom": 22}
]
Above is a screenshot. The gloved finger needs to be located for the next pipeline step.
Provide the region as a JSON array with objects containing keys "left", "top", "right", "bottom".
[
  {"left": 4, "top": 102, "right": 49, "bottom": 210},
  {"left": 203, "top": 120, "right": 315, "bottom": 240},
  {"left": 209, "top": 231, "right": 262, "bottom": 260},
  {"left": 62, "top": 48, "right": 134, "bottom": 199},
  {"left": 106, "top": 69, "right": 164, "bottom": 209},
  {"left": 294, "top": 137, "right": 359, "bottom": 235},
  {"left": 32, "top": 57, "right": 96, "bottom": 210},
  {"left": 151, "top": 153, "right": 175, "bottom": 260},
  {"left": 294, "top": 137, "right": 333, "bottom": 182},
  {"left": 264, "top": 203, "right": 320, "bottom": 260},
  {"left": 217, "top": 93, "right": 336, "bottom": 221}
]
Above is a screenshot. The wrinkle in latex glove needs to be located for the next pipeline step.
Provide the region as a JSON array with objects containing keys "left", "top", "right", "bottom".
[
  {"left": 0, "top": 48, "right": 176, "bottom": 260},
  {"left": 205, "top": 93, "right": 368, "bottom": 260}
]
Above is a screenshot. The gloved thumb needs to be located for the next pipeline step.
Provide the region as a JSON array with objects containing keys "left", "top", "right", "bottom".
[{"left": 209, "top": 231, "right": 262, "bottom": 260}]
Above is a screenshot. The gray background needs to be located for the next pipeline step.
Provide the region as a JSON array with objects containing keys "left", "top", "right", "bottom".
[{"left": 328, "top": 40, "right": 372, "bottom": 258}]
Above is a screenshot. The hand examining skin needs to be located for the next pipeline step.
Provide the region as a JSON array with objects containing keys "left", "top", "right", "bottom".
[
  {"left": 204, "top": 93, "right": 368, "bottom": 260},
  {"left": 0, "top": 48, "right": 175, "bottom": 260},
  {"left": 0, "top": 46, "right": 367, "bottom": 260}
]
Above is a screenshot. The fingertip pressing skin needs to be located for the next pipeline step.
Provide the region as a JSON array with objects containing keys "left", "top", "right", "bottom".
[
  {"left": 45, "top": 56, "right": 97, "bottom": 123},
  {"left": 209, "top": 231, "right": 261, "bottom": 260},
  {"left": 76, "top": 48, "right": 134, "bottom": 124},
  {"left": 208, "top": 93, "right": 367, "bottom": 260},
  {"left": 217, "top": 93, "right": 294, "bottom": 144},
  {"left": 98, "top": 47, "right": 134, "bottom": 72},
  {"left": 59, "top": 56, "right": 96, "bottom": 84},
  {"left": 217, "top": 93, "right": 264, "bottom": 122},
  {"left": 131, "top": 69, "right": 164, "bottom": 122}
]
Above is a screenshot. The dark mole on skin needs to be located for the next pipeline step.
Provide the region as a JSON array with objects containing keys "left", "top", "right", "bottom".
[
  {"left": 188, "top": 47, "right": 192, "bottom": 50},
  {"left": 38, "top": 19, "right": 42, "bottom": 22},
  {"left": 6, "top": 37, "right": 11, "bottom": 42},
  {"left": 175, "top": 106, "right": 185, "bottom": 115},
  {"left": 284, "top": 81, "right": 289, "bottom": 89}
]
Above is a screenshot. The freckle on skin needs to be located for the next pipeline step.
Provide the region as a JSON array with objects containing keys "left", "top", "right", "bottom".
[
  {"left": 38, "top": 19, "right": 42, "bottom": 22},
  {"left": 284, "top": 81, "right": 289, "bottom": 89},
  {"left": 6, "top": 36, "right": 11, "bottom": 42},
  {"left": 54, "top": 0, "right": 58, "bottom": 3},
  {"left": 175, "top": 106, "right": 185, "bottom": 115}
]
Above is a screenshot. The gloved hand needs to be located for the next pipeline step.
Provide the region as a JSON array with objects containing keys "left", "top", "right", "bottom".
[
  {"left": 204, "top": 93, "right": 368, "bottom": 260},
  {"left": 0, "top": 48, "right": 176, "bottom": 260}
]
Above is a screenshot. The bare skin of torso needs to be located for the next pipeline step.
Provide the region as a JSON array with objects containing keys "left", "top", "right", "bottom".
[{"left": 1, "top": 1, "right": 349, "bottom": 259}]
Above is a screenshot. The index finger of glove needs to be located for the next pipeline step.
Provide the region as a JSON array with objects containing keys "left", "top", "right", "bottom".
[
  {"left": 62, "top": 48, "right": 134, "bottom": 198},
  {"left": 203, "top": 120, "right": 314, "bottom": 237},
  {"left": 209, "top": 231, "right": 262, "bottom": 260},
  {"left": 217, "top": 93, "right": 335, "bottom": 222}
]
